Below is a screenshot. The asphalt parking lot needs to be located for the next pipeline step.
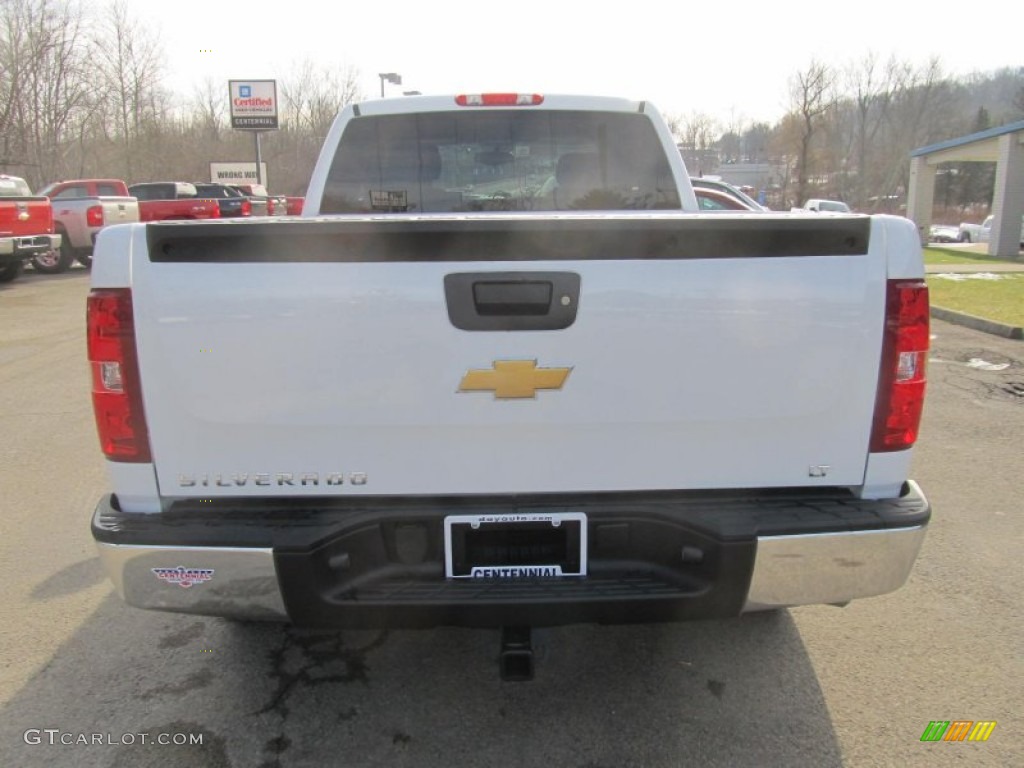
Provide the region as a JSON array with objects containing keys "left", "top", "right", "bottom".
[{"left": 0, "top": 267, "right": 1021, "bottom": 767}]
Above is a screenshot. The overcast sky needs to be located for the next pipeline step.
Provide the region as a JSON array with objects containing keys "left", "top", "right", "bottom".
[{"left": 125, "top": 0, "right": 1020, "bottom": 125}]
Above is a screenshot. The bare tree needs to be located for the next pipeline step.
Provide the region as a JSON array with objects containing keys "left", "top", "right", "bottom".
[
  {"left": 0, "top": 0, "right": 31, "bottom": 169},
  {"left": 677, "top": 111, "right": 719, "bottom": 175},
  {"left": 0, "top": 0, "right": 93, "bottom": 185},
  {"left": 844, "top": 53, "right": 900, "bottom": 208},
  {"left": 280, "top": 59, "right": 361, "bottom": 137},
  {"left": 662, "top": 112, "right": 683, "bottom": 143},
  {"left": 789, "top": 60, "right": 836, "bottom": 205},
  {"left": 716, "top": 111, "right": 749, "bottom": 164},
  {"left": 767, "top": 113, "right": 802, "bottom": 207},
  {"left": 190, "top": 77, "right": 227, "bottom": 142},
  {"left": 92, "top": 0, "right": 164, "bottom": 179},
  {"left": 874, "top": 57, "right": 954, "bottom": 201},
  {"left": 273, "top": 59, "right": 362, "bottom": 193},
  {"left": 742, "top": 122, "right": 771, "bottom": 164},
  {"left": 26, "top": 0, "right": 92, "bottom": 183}
]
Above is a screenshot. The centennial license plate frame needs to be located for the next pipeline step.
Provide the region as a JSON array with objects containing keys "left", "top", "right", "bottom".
[{"left": 444, "top": 512, "right": 588, "bottom": 579}]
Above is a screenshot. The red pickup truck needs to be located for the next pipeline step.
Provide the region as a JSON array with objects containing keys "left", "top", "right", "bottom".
[
  {"left": 0, "top": 174, "right": 62, "bottom": 283},
  {"left": 35, "top": 178, "right": 140, "bottom": 272},
  {"left": 284, "top": 196, "right": 305, "bottom": 215},
  {"left": 127, "top": 182, "right": 220, "bottom": 222}
]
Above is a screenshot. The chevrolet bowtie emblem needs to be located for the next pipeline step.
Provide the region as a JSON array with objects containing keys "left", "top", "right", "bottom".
[{"left": 459, "top": 360, "right": 572, "bottom": 399}]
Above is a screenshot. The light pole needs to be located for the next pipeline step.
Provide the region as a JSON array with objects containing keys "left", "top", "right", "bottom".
[{"left": 379, "top": 72, "right": 402, "bottom": 97}]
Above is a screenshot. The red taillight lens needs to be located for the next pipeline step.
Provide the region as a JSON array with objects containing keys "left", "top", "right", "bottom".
[
  {"left": 87, "top": 289, "right": 151, "bottom": 462},
  {"left": 455, "top": 93, "right": 544, "bottom": 107},
  {"left": 267, "top": 198, "right": 276, "bottom": 215},
  {"left": 240, "top": 199, "right": 252, "bottom": 216},
  {"left": 86, "top": 204, "right": 104, "bottom": 227},
  {"left": 870, "top": 280, "right": 929, "bottom": 452}
]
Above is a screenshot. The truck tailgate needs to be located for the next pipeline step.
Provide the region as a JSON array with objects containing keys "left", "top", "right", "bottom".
[
  {"left": 98, "top": 197, "right": 140, "bottom": 225},
  {"left": 126, "top": 215, "right": 887, "bottom": 498},
  {"left": 0, "top": 197, "right": 52, "bottom": 236}
]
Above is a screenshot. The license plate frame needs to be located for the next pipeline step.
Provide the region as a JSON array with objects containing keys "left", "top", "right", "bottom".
[{"left": 444, "top": 512, "right": 588, "bottom": 579}]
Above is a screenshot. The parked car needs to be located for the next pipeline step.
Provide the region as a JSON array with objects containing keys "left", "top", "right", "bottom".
[
  {"left": 800, "top": 199, "right": 852, "bottom": 213},
  {"left": 690, "top": 177, "right": 768, "bottom": 211},
  {"left": 228, "top": 184, "right": 288, "bottom": 217},
  {"left": 192, "top": 183, "right": 252, "bottom": 218},
  {"left": 694, "top": 187, "right": 757, "bottom": 211},
  {"left": 34, "top": 178, "right": 139, "bottom": 271},
  {"left": 0, "top": 174, "right": 61, "bottom": 283},
  {"left": 127, "top": 182, "right": 220, "bottom": 222},
  {"left": 928, "top": 224, "right": 960, "bottom": 244}
]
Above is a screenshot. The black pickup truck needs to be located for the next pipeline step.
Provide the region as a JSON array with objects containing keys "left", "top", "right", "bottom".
[{"left": 192, "top": 183, "right": 252, "bottom": 218}]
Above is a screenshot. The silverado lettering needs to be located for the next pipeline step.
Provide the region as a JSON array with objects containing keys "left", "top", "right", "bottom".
[{"left": 177, "top": 472, "right": 349, "bottom": 487}]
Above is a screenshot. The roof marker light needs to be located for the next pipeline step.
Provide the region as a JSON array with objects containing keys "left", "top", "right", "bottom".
[{"left": 455, "top": 93, "right": 544, "bottom": 107}]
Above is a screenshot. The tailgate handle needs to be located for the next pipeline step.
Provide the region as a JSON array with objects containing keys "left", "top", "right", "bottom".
[
  {"left": 473, "top": 280, "right": 551, "bottom": 316},
  {"left": 445, "top": 272, "right": 580, "bottom": 331}
]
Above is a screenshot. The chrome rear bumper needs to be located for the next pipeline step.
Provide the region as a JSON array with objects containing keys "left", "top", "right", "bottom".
[
  {"left": 96, "top": 525, "right": 928, "bottom": 623},
  {"left": 94, "top": 483, "right": 929, "bottom": 624},
  {"left": 95, "top": 543, "right": 288, "bottom": 620},
  {"left": 742, "top": 524, "right": 927, "bottom": 611}
]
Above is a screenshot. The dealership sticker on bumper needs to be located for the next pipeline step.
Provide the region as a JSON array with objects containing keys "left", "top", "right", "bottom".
[{"left": 151, "top": 566, "right": 214, "bottom": 588}]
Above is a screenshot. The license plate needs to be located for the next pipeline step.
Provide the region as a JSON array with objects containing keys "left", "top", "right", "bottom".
[{"left": 444, "top": 512, "right": 587, "bottom": 579}]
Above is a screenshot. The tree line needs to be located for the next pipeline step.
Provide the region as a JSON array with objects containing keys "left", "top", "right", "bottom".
[
  {"left": 2, "top": 0, "right": 1022, "bottom": 209},
  {"left": 0, "top": 0, "right": 359, "bottom": 195},
  {"left": 673, "top": 58, "right": 1023, "bottom": 214}
]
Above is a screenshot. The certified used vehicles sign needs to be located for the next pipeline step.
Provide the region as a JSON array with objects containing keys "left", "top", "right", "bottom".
[{"left": 229, "top": 80, "right": 278, "bottom": 130}]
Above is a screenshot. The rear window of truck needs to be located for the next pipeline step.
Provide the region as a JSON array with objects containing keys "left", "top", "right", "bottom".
[
  {"left": 0, "top": 177, "right": 32, "bottom": 196},
  {"left": 322, "top": 110, "right": 681, "bottom": 214}
]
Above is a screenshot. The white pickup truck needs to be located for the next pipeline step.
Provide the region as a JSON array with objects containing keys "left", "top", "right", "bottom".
[
  {"left": 797, "top": 199, "right": 852, "bottom": 213},
  {"left": 88, "top": 94, "right": 930, "bottom": 678},
  {"left": 959, "top": 214, "right": 1024, "bottom": 245}
]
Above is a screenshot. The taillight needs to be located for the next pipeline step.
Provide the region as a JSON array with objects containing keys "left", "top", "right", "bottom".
[
  {"left": 267, "top": 198, "right": 276, "bottom": 215},
  {"left": 455, "top": 93, "right": 544, "bottom": 107},
  {"left": 870, "top": 280, "right": 929, "bottom": 452},
  {"left": 240, "top": 199, "right": 252, "bottom": 216},
  {"left": 87, "top": 289, "right": 151, "bottom": 462},
  {"left": 86, "top": 204, "right": 104, "bottom": 227}
]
